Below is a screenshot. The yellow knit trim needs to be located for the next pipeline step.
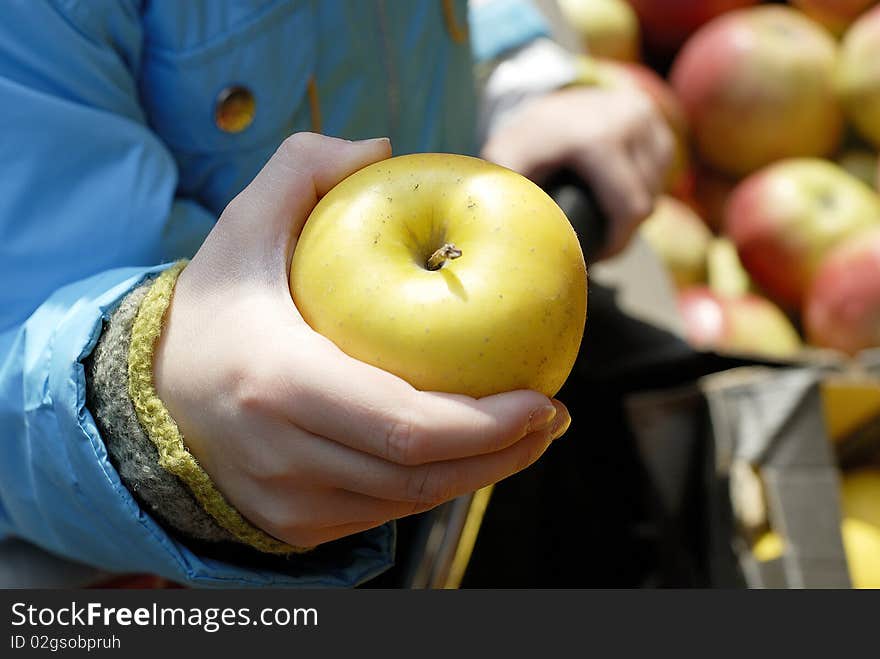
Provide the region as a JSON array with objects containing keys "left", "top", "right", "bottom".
[{"left": 128, "top": 261, "right": 303, "bottom": 555}]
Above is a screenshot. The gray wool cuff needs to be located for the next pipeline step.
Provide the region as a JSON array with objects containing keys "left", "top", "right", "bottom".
[{"left": 84, "top": 279, "right": 237, "bottom": 545}]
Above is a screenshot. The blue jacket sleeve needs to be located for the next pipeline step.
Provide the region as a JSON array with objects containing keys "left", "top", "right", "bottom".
[
  {"left": 468, "top": 0, "right": 553, "bottom": 62},
  {"left": 0, "top": 1, "right": 392, "bottom": 587}
]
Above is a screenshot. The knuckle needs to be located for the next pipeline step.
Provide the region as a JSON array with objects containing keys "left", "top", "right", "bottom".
[
  {"left": 278, "top": 132, "right": 320, "bottom": 162},
  {"left": 220, "top": 190, "right": 249, "bottom": 221},
  {"left": 630, "top": 192, "right": 654, "bottom": 221},
  {"left": 246, "top": 449, "right": 298, "bottom": 486},
  {"left": 657, "top": 131, "right": 676, "bottom": 167},
  {"left": 405, "top": 465, "right": 452, "bottom": 507},
  {"left": 279, "top": 132, "right": 307, "bottom": 155},
  {"left": 384, "top": 413, "right": 427, "bottom": 465},
  {"left": 231, "top": 364, "right": 277, "bottom": 416}
]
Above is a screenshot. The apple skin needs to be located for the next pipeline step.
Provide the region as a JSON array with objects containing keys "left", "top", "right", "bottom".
[
  {"left": 753, "top": 520, "right": 880, "bottom": 588},
  {"left": 725, "top": 158, "right": 880, "bottom": 311},
  {"left": 841, "top": 469, "right": 880, "bottom": 530},
  {"left": 805, "top": 227, "right": 880, "bottom": 355},
  {"left": 639, "top": 195, "right": 712, "bottom": 288},
  {"left": 628, "top": 0, "right": 758, "bottom": 55},
  {"left": 837, "top": 6, "right": 880, "bottom": 149},
  {"left": 558, "top": 0, "right": 639, "bottom": 61},
  {"left": 289, "top": 153, "right": 588, "bottom": 399},
  {"left": 840, "top": 469, "right": 880, "bottom": 588},
  {"left": 677, "top": 286, "right": 801, "bottom": 358},
  {"left": 670, "top": 6, "right": 843, "bottom": 177},
  {"left": 753, "top": 468, "right": 880, "bottom": 588},
  {"left": 792, "top": 0, "right": 876, "bottom": 37}
]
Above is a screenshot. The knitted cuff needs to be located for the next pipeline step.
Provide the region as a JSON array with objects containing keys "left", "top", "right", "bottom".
[
  {"left": 86, "top": 276, "right": 235, "bottom": 545},
  {"left": 127, "top": 262, "right": 305, "bottom": 555}
]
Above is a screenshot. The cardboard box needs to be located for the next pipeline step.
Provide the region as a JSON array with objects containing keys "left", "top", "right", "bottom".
[{"left": 625, "top": 357, "right": 880, "bottom": 588}]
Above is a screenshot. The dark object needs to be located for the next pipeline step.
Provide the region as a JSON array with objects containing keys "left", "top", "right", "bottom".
[
  {"left": 544, "top": 169, "right": 610, "bottom": 265},
  {"left": 460, "top": 283, "right": 758, "bottom": 588}
]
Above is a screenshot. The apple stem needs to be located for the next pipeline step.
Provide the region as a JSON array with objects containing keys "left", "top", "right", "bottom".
[{"left": 426, "top": 243, "right": 462, "bottom": 271}]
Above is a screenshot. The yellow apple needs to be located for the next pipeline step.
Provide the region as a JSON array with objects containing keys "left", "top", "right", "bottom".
[
  {"left": 837, "top": 6, "right": 880, "bottom": 148},
  {"left": 639, "top": 195, "right": 712, "bottom": 288},
  {"left": 559, "top": 0, "right": 640, "bottom": 61},
  {"left": 752, "top": 469, "right": 880, "bottom": 588},
  {"left": 289, "top": 153, "right": 588, "bottom": 398}
]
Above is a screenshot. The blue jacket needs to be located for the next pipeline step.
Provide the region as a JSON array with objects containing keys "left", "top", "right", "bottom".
[{"left": 0, "top": 0, "right": 550, "bottom": 587}]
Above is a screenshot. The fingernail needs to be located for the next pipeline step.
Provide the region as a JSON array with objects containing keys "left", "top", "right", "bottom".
[
  {"left": 528, "top": 405, "right": 557, "bottom": 433},
  {"left": 358, "top": 137, "right": 391, "bottom": 147},
  {"left": 550, "top": 412, "right": 571, "bottom": 440}
]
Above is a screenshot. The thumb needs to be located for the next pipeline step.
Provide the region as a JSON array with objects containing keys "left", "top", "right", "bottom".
[{"left": 222, "top": 132, "right": 392, "bottom": 248}]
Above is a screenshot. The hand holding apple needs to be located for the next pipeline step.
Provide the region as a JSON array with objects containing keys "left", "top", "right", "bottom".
[
  {"left": 481, "top": 85, "right": 674, "bottom": 258},
  {"left": 152, "top": 134, "right": 571, "bottom": 549},
  {"left": 574, "top": 57, "right": 691, "bottom": 195},
  {"left": 290, "top": 152, "right": 587, "bottom": 399}
]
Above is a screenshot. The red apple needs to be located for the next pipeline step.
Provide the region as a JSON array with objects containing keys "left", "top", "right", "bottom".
[
  {"left": 670, "top": 6, "right": 843, "bottom": 177},
  {"left": 559, "top": 0, "right": 640, "bottom": 61},
  {"left": 725, "top": 158, "right": 880, "bottom": 310},
  {"left": 837, "top": 6, "right": 880, "bottom": 149},
  {"left": 640, "top": 195, "right": 712, "bottom": 288},
  {"left": 678, "top": 286, "right": 801, "bottom": 358},
  {"left": 792, "top": 0, "right": 877, "bottom": 37},
  {"left": 628, "top": 0, "right": 759, "bottom": 55},
  {"left": 805, "top": 227, "right": 880, "bottom": 355},
  {"left": 578, "top": 57, "right": 691, "bottom": 193}
]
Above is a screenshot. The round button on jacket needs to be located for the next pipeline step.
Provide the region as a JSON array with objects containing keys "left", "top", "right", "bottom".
[{"left": 214, "top": 85, "right": 256, "bottom": 133}]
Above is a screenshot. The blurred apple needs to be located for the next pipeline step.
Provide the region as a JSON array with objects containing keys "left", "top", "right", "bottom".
[
  {"left": 836, "top": 148, "right": 879, "bottom": 188},
  {"left": 725, "top": 158, "right": 880, "bottom": 310},
  {"left": 628, "top": 0, "right": 758, "bottom": 56},
  {"left": 837, "top": 6, "right": 880, "bottom": 149},
  {"left": 753, "top": 520, "right": 880, "bottom": 589},
  {"left": 640, "top": 196, "right": 712, "bottom": 288},
  {"left": 678, "top": 286, "right": 801, "bottom": 358},
  {"left": 576, "top": 56, "right": 690, "bottom": 192},
  {"left": 707, "top": 237, "right": 752, "bottom": 298},
  {"left": 805, "top": 227, "right": 880, "bottom": 355},
  {"left": 670, "top": 6, "right": 843, "bottom": 177},
  {"left": 752, "top": 468, "right": 880, "bottom": 588},
  {"left": 842, "top": 469, "right": 880, "bottom": 529},
  {"left": 792, "top": 0, "right": 877, "bottom": 37},
  {"left": 558, "top": 0, "right": 639, "bottom": 61}
]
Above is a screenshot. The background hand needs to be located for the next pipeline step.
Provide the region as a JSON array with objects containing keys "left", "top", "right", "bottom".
[{"left": 482, "top": 86, "right": 674, "bottom": 258}]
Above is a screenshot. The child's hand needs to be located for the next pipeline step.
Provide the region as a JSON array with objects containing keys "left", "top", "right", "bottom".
[{"left": 153, "top": 133, "right": 570, "bottom": 548}]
